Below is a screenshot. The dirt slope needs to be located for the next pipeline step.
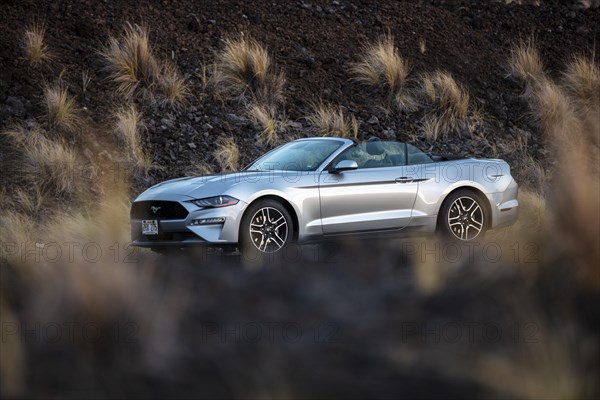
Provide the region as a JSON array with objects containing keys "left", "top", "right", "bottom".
[{"left": 1, "top": 0, "right": 598, "bottom": 181}]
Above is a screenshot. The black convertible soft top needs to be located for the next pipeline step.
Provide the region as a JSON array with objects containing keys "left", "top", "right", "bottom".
[{"left": 429, "top": 154, "right": 468, "bottom": 162}]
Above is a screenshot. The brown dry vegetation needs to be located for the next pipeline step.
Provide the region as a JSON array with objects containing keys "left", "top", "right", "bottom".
[
  {"left": 158, "top": 61, "right": 190, "bottom": 107},
  {"left": 212, "top": 36, "right": 285, "bottom": 108},
  {"left": 406, "top": 41, "right": 600, "bottom": 396},
  {"left": 306, "top": 102, "right": 358, "bottom": 138},
  {"left": 495, "top": 39, "right": 600, "bottom": 287},
  {"left": 213, "top": 136, "right": 240, "bottom": 171},
  {"left": 246, "top": 103, "right": 286, "bottom": 146},
  {"left": 99, "top": 24, "right": 188, "bottom": 107},
  {"left": 114, "top": 105, "right": 154, "bottom": 173},
  {"left": 1, "top": 127, "right": 80, "bottom": 197},
  {"left": 563, "top": 54, "right": 600, "bottom": 109},
  {"left": 352, "top": 35, "right": 416, "bottom": 112},
  {"left": 530, "top": 82, "right": 599, "bottom": 285},
  {"left": 188, "top": 160, "right": 214, "bottom": 176},
  {"left": 23, "top": 22, "right": 51, "bottom": 64},
  {"left": 562, "top": 54, "right": 600, "bottom": 145},
  {"left": 418, "top": 71, "right": 477, "bottom": 139},
  {"left": 508, "top": 38, "right": 545, "bottom": 96},
  {"left": 44, "top": 85, "right": 80, "bottom": 133},
  {"left": 100, "top": 24, "right": 160, "bottom": 99}
]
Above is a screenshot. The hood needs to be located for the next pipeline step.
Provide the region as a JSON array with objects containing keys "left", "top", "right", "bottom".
[{"left": 137, "top": 170, "right": 309, "bottom": 200}]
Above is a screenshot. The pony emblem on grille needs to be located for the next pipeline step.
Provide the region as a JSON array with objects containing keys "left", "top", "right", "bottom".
[{"left": 150, "top": 206, "right": 161, "bottom": 214}]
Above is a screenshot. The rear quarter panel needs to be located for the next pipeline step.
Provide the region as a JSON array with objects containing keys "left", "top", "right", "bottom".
[{"left": 408, "top": 159, "right": 514, "bottom": 226}]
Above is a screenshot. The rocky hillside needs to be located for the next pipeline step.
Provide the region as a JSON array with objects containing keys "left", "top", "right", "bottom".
[{"left": 1, "top": 0, "right": 598, "bottom": 190}]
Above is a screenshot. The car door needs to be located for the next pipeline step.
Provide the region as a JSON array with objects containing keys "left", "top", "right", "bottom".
[{"left": 318, "top": 141, "right": 419, "bottom": 234}]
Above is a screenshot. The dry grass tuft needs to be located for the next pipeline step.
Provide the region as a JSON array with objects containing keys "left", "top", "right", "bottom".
[
  {"left": 158, "top": 61, "right": 189, "bottom": 107},
  {"left": 23, "top": 22, "right": 52, "bottom": 64},
  {"left": 475, "top": 328, "right": 582, "bottom": 400},
  {"left": 81, "top": 70, "right": 92, "bottom": 93},
  {"left": 247, "top": 104, "right": 287, "bottom": 146},
  {"left": 188, "top": 161, "right": 214, "bottom": 176},
  {"left": 510, "top": 43, "right": 599, "bottom": 148},
  {"left": 114, "top": 105, "right": 142, "bottom": 149},
  {"left": 44, "top": 85, "right": 80, "bottom": 133},
  {"left": 421, "top": 72, "right": 470, "bottom": 114},
  {"left": 578, "top": 0, "right": 600, "bottom": 8},
  {"left": 394, "top": 91, "right": 419, "bottom": 114},
  {"left": 352, "top": 35, "right": 411, "bottom": 92},
  {"left": 114, "top": 105, "right": 154, "bottom": 173},
  {"left": 419, "top": 39, "right": 426, "bottom": 54},
  {"left": 197, "top": 64, "right": 209, "bottom": 92},
  {"left": 418, "top": 71, "right": 473, "bottom": 139},
  {"left": 213, "top": 137, "right": 239, "bottom": 172},
  {"left": 306, "top": 102, "right": 358, "bottom": 139},
  {"left": 419, "top": 115, "right": 443, "bottom": 141},
  {"left": 0, "top": 212, "right": 38, "bottom": 251},
  {"left": 562, "top": 54, "right": 600, "bottom": 145},
  {"left": 531, "top": 79, "right": 581, "bottom": 144},
  {"left": 530, "top": 78, "right": 599, "bottom": 287},
  {"left": 562, "top": 54, "right": 600, "bottom": 112},
  {"left": 352, "top": 35, "right": 416, "bottom": 111},
  {"left": 11, "top": 187, "right": 44, "bottom": 216},
  {"left": 213, "top": 36, "right": 285, "bottom": 107},
  {"left": 100, "top": 24, "right": 160, "bottom": 99},
  {"left": 2, "top": 127, "right": 79, "bottom": 196},
  {"left": 23, "top": 132, "right": 78, "bottom": 196},
  {"left": 508, "top": 39, "right": 545, "bottom": 95},
  {"left": 506, "top": 44, "right": 600, "bottom": 287}
]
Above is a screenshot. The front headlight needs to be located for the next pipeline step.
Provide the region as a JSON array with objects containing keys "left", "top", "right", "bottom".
[{"left": 191, "top": 195, "right": 239, "bottom": 208}]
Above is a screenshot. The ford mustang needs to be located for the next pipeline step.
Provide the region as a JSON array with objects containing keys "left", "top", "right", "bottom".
[{"left": 130, "top": 137, "right": 518, "bottom": 255}]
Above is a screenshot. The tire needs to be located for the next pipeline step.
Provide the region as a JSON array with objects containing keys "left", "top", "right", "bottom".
[
  {"left": 438, "top": 189, "right": 488, "bottom": 241},
  {"left": 239, "top": 199, "right": 294, "bottom": 260}
]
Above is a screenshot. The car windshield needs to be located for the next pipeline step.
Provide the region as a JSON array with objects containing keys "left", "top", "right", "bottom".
[{"left": 245, "top": 139, "right": 345, "bottom": 171}]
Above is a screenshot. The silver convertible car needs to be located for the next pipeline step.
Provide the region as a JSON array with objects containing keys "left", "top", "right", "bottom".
[{"left": 131, "top": 137, "right": 518, "bottom": 255}]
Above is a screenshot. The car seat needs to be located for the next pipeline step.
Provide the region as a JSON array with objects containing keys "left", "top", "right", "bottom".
[{"left": 364, "top": 138, "right": 391, "bottom": 168}]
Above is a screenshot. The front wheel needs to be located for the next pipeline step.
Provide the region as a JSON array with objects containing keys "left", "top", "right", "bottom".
[
  {"left": 439, "top": 190, "right": 488, "bottom": 241},
  {"left": 239, "top": 199, "right": 294, "bottom": 259}
]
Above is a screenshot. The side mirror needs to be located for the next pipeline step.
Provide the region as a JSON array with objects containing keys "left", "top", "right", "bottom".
[{"left": 331, "top": 160, "right": 358, "bottom": 173}]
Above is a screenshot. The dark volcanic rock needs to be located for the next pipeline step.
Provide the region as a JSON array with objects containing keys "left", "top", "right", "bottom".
[{"left": 0, "top": 0, "right": 597, "bottom": 185}]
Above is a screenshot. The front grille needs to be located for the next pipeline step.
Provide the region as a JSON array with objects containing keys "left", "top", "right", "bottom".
[{"left": 130, "top": 201, "right": 189, "bottom": 220}]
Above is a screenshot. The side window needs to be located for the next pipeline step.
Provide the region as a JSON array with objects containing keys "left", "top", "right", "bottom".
[
  {"left": 332, "top": 142, "right": 407, "bottom": 169},
  {"left": 332, "top": 144, "right": 370, "bottom": 168},
  {"left": 407, "top": 144, "right": 433, "bottom": 165},
  {"left": 383, "top": 142, "right": 407, "bottom": 167},
  {"left": 360, "top": 142, "right": 406, "bottom": 168}
]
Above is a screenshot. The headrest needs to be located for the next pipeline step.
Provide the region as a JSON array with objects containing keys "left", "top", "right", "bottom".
[{"left": 366, "top": 137, "right": 384, "bottom": 156}]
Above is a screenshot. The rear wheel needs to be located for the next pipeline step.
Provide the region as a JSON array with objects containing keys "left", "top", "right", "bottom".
[
  {"left": 439, "top": 190, "right": 488, "bottom": 241},
  {"left": 240, "top": 199, "right": 294, "bottom": 259}
]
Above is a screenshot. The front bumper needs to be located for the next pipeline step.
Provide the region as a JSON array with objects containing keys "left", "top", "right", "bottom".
[{"left": 131, "top": 199, "right": 248, "bottom": 248}]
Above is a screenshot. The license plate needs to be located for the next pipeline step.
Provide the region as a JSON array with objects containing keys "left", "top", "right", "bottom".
[{"left": 142, "top": 220, "right": 159, "bottom": 235}]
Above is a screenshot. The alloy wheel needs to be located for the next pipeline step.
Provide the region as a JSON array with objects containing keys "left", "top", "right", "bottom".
[
  {"left": 249, "top": 207, "right": 289, "bottom": 253},
  {"left": 447, "top": 196, "right": 484, "bottom": 240}
]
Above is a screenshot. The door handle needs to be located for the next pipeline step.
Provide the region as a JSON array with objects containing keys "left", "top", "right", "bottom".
[{"left": 395, "top": 177, "right": 414, "bottom": 183}]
